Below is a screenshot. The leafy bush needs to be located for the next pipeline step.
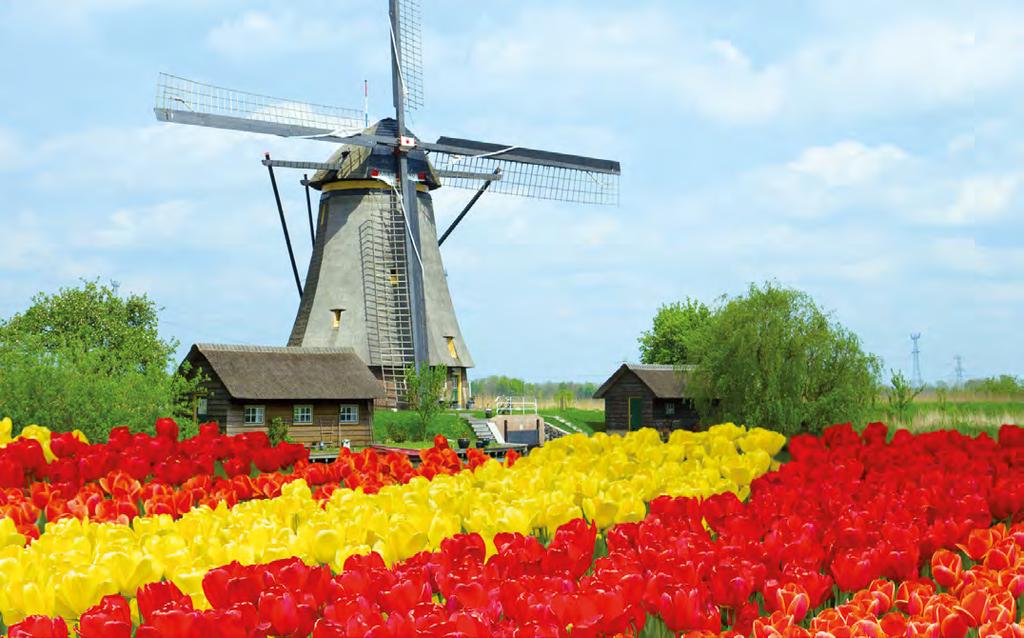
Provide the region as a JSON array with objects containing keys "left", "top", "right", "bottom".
[
  {"left": 385, "top": 415, "right": 411, "bottom": 443},
  {"left": 375, "top": 411, "right": 472, "bottom": 445},
  {"left": 0, "top": 280, "right": 200, "bottom": 442},
  {"left": 268, "top": 416, "right": 290, "bottom": 446},
  {"left": 886, "top": 370, "right": 923, "bottom": 426},
  {"left": 404, "top": 364, "right": 448, "bottom": 440}
]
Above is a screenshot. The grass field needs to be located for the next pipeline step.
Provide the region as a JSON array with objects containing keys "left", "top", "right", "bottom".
[{"left": 863, "top": 399, "right": 1024, "bottom": 436}]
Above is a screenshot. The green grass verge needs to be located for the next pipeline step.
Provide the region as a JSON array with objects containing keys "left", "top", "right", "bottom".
[{"left": 539, "top": 408, "right": 605, "bottom": 434}]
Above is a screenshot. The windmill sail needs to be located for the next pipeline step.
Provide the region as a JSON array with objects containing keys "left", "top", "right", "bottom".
[
  {"left": 394, "top": 0, "right": 424, "bottom": 111},
  {"left": 154, "top": 73, "right": 366, "bottom": 142},
  {"left": 425, "top": 137, "right": 621, "bottom": 205}
]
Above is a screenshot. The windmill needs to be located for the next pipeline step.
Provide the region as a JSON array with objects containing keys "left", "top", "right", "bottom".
[{"left": 154, "top": 0, "right": 621, "bottom": 407}]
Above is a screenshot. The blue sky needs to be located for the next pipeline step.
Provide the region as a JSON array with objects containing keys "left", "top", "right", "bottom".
[{"left": 1, "top": 0, "right": 1021, "bottom": 385}]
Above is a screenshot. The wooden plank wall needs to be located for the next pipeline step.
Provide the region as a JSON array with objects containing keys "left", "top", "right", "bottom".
[
  {"left": 603, "top": 370, "right": 652, "bottom": 430},
  {"left": 224, "top": 399, "right": 374, "bottom": 448},
  {"left": 188, "top": 356, "right": 233, "bottom": 432},
  {"left": 603, "top": 371, "right": 701, "bottom": 431}
]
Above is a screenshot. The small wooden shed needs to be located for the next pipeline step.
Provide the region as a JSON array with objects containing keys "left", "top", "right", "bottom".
[
  {"left": 594, "top": 363, "right": 700, "bottom": 431},
  {"left": 181, "top": 343, "right": 385, "bottom": 448}
]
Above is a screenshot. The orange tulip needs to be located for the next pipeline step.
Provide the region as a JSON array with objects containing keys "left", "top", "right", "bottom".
[
  {"left": 776, "top": 583, "right": 811, "bottom": 623},
  {"left": 958, "top": 527, "right": 1007, "bottom": 563},
  {"left": 931, "top": 550, "right": 963, "bottom": 589},
  {"left": 896, "top": 580, "right": 936, "bottom": 616}
]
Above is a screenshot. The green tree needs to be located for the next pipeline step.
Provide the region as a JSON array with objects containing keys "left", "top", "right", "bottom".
[
  {"left": 638, "top": 298, "right": 712, "bottom": 365},
  {"left": 0, "top": 280, "right": 200, "bottom": 441},
  {"left": 886, "top": 370, "right": 922, "bottom": 426},
  {"left": 404, "top": 364, "right": 449, "bottom": 440},
  {"left": 968, "top": 375, "right": 1024, "bottom": 398},
  {"left": 685, "top": 282, "right": 881, "bottom": 436},
  {"left": 554, "top": 384, "right": 575, "bottom": 410}
]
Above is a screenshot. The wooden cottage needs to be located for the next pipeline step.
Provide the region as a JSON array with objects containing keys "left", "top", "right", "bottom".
[
  {"left": 594, "top": 363, "right": 700, "bottom": 431},
  {"left": 181, "top": 343, "right": 384, "bottom": 448}
]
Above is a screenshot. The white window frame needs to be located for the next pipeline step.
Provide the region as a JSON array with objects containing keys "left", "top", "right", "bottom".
[
  {"left": 665, "top": 401, "right": 676, "bottom": 416},
  {"left": 293, "top": 404, "right": 313, "bottom": 424},
  {"left": 196, "top": 396, "right": 208, "bottom": 415},
  {"left": 243, "top": 405, "right": 265, "bottom": 426},
  {"left": 339, "top": 404, "right": 359, "bottom": 424}
]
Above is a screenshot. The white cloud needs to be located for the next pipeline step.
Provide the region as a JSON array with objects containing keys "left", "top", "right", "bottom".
[
  {"left": 30, "top": 123, "right": 327, "bottom": 194},
  {"left": 938, "top": 174, "right": 1019, "bottom": 225},
  {"left": 930, "top": 238, "right": 997, "bottom": 275},
  {"left": 787, "top": 141, "right": 908, "bottom": 187},
  {"left": 205, "top": 10, "right": 375, "bottom": 61},
  {"left": 668, "top": 40, "right": 786, "bottom": 124},
  {"left": 85, "top": 200, "right": 195, "bottom": 249},
  {"left": 436, "top": 5, "right": 1024, "bottom": 125},
  {"left": 735, "top": 140, "right": 914, "bottom": 219}
]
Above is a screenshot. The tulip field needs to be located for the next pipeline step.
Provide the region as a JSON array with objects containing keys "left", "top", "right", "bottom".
[{"left": 1, "top": 417, "right": 1024, "bottom": 637}]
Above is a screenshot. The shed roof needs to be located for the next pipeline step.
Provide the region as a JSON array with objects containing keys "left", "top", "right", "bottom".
[
  {"left": 185, "top": 343, "right": 384, "bottom": 401},
  {"left": 593, "top": 363, "right": 696, "bottom": 399}
]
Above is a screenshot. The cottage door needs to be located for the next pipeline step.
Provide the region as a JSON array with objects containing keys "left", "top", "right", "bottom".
[{"left": 628, "top": 397, "right": 643, "bottom": 430}]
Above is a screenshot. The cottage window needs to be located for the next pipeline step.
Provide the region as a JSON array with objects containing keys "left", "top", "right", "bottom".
[
  {"left": 331, "top": 308, "right": 343, "bottom": 329},
  {"left": 339, "top": 404, "right": 359, "bottom": 424},
  {"left": 243, "top": 405, "right": 265, "bottom": 425},
  {"left": 196, "top": 397, "right": 208, "bottom": 415},
  {"left": 664, "top": 402, "right": 676, "bottom": 416},
  {"left": 446, "top": 336, "right": 458, "bottom": 359},
  {"left": 293, "top": 404, "right": 313, "bottom": 424}
]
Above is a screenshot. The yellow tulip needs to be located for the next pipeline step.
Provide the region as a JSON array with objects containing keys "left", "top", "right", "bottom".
[
  {"left": 0, "top": 416, "right": 12, "bottom": 446},
  {"left": 0, "top": 518, "right": 26, "bottom": 550},
  {"left": 17, "top": 424, "right": 56, "bottom": 461}
]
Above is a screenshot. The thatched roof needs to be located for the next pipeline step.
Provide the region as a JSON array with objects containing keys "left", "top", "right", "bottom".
[
  {"left": 185, "top": 343, "right": 384, "bottom": 400},
  {"left": 593, "top": 364, "right": 696, "bottom": 399}
]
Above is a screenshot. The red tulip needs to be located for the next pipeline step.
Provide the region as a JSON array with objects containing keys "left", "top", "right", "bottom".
[
  {"left": 257, "top": 588, "right": 316, "bottom": 638},
  {"left": 136, "top": 580, "right": 192, "bottom": 622},
  {"left": 831, "top": 552, "right": 877, "bottom": 593},
  {"left": 155, "top": 418, "right": 179, "bottom": 440},
  {"left": 78, "top": 595, "right": 132, "bottom": 638},
  {"left": 7, "top": 616, "right": 69, "bottom": 638},
  {"left": 655, "top": 585, "right": 719, "bottom": 633}
]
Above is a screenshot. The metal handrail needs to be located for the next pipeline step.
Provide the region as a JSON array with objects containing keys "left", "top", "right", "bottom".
[{"left": 493, "top": 395, "right": 538, "bottom": 415}]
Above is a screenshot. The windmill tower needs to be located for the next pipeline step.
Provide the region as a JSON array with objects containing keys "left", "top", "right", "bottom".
[{"left": 153, "top": 1, "right": 621, "bottom": 407}]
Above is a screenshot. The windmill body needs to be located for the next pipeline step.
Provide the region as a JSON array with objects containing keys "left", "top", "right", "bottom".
[
  {"left": 153, "top": 1, "right": 620, "bottom": 408},
  {"left": 288, "top": 119, "right": 473, "bottom": 405}
]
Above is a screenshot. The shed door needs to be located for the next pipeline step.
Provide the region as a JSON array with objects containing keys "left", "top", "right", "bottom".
[{"left": 628, "top": 397, "right": 643, "bottom": 430}]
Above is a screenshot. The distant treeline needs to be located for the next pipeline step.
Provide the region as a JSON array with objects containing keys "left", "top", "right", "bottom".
[
  {"left": 470, "top": 375, "right": 599, "bottom": 401},
  {"left": 936, "top": 375, "right": 1024, "bottom": 397}
]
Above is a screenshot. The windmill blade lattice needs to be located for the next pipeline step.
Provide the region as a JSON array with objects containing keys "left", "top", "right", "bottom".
[
  {"left": 427, "top": 138, "right": 620, "bottom": 205},
  {"left": 395, "top": 0, "right": 424, "bottom": 111},
  {"left": 154, "top": 73, "right": 366, "bottom": 141}
]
